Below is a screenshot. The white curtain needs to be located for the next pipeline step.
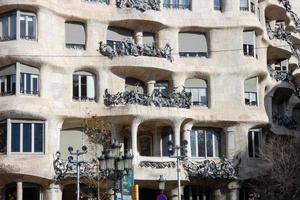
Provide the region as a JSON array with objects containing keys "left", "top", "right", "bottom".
[{"left": 87, "top": 76, "right": 95, "bottom": 99}]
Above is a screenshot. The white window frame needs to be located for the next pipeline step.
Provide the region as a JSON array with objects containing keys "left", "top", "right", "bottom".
[
  {"left": 73, "top": 72, "right": 96, "bottom": 101},
  {"left": 0, "top": 74, "right": 15, "bottom": 95},
  {"left": 244, "top": 77, "right": 259, "bottom": 106},
  {"left": 248, "top": 129, "right": 262, "bottom": 158},
  {"left": 190, "top": 129, "right": 220, "bottom": 158},
  {"left": 20, "top": 73, "right": 39, "bottom": 95},
  {"left": 19, "top": 12, "right": 37, "bottom": 40},
  {"left": 6, "top": 119, "right": 45, "bottom": 155}
]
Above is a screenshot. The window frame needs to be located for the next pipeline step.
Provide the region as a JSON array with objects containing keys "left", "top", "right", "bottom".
[
  {"left": 163, "top": 0, "right": 191, "bottom": 10},
  {"left": 0, "top": 74, "right": 16, "bottom": 96},
  {"left": 19, "top": 11, "right": 37, "bottom": 40},
  {"left": 73, "top": 71, "right": 96, "bottom": 101},
  {"left": 65, "top": 21, "right": 86, "bottom": 50},
  {"left": 248, "top": 129, "right": 262, "bottom": 158},
  {"left": 190, "top": 128, "right": 221, "bottom": 158},
  {"left": 6, "top": 119, "right": 45, "bottom": 155}
]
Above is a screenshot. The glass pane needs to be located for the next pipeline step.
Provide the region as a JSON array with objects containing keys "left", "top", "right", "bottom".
[
  {"left": 11, "top": 123, "right": 20, "bottom": 152},
  {"left": 27, "top": 16, "right": 35, "bottom": 39},
  {"left": 254, "top": 132, "right": 259, "bottom": 157},
  {"left": 34, "top": 123, "right": 44, "bottom": 152},
  {"left": 12, "top": 75, "right": 16, "bottom": 94},
  {"left": 73, "top": 75, "right": 79, "bottom": 99},
  {"left": 206, "top": 131, "right": 213, "bottom": 157},
  {"left": 248, "top": 132, "right": 253, "bottom": 157},
  {"left": 190, "top": 130, "right": 197, "bottom": 157},
  {"left": 10, "top": 15, "right": 16, "bottom": 39},
  {"left": 26, "top": 74, "right": 31, "bottom": 93},
  {"left": 213, "top": 132, "right": 220, "bottom": 157},
  {"left": 20, "top": 73, "right": 25, "bottom": 93},
  {"left": 81, "top": 76, "right": 87, "bottom": 99},
  {"left": 197, "top": 129, "right": 205, "bottom": 157},
  {"left": 6, "top": 75, "right": 11, "bottom": 92},
  {"left": 23, "top": 123, "right": 32, "bottom": 152},
  {"left": 2, "top": 16, "right": 9, "bottom": 38},
  {"left": 32, "top": 77, "right": 38, "bottom": 94},
  {"left": 23, "top": 186, "right": 40, "bottom": 200},
  {"left": 20, "top": 15, "right": 26, "bottom": 38}
]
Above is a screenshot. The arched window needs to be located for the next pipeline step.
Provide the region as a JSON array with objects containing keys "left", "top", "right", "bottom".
[
  {"left": 65, "top": 22, "right": 86, "bottom": 50},
  {"left": 179, "top": 32, "right": 208, "bottom": 57},
  {"left": 0, "top": 10, "right": 37, "bottom": 41},
  {"left": 125, "top": 77, "right": 146, "bottom": 95},
  {"left": 184, "top": 79, "right": 208, "bottom": 106},
  {"left": 244, "top": 77, "right": 258, "bottom": 106},
  {"left": 138, "top": 135, "right": 152, "bottom": 156},
  {"left": 190, "top": 128, "right": 221, "bottom": 157},
  {"left": 73, "top": 71, "right": 95, "bottom": 101}
]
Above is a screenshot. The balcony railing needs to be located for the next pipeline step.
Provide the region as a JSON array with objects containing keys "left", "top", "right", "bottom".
[
  {"left": 99, "top": 39, "right": 173, "bottom": 62},
  {"left": 0, "top": 91, "right": 15, "bottom": 97},
  {"left": 240, "top": 6, "right": 249, "bottom": 11},
  {"left": 179, "top": 52, "right": 208, "bottom": 58},
  {"left": 267, "top": 65, "right": 294, "bottom": 82},
  {"left": 20, "top": 35, "right": 36, "bottom": 41},
  {"left": 0, "top": 35, "right": 16, "bottom": 41},
  {"left": 116, "top": 0, "right": 160, "bottom": 11},
  {"left": 163, "top": 3, "right": 190, "bottom": 9},
  {"left": 73, "top": 96, "right": 95, "bottom": 102},
  {"left": 104, "top": 88, "right": 191, "bottom": 109},
  {"left": 66, "top": 43, "right": 86, "bottom": 50},
  {"left": 272, "top": 113, "right": 297, "bottom": 129}
]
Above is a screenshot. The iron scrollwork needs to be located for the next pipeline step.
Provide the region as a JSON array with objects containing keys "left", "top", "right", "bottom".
[
  {"left": 116, "top": 0, "right": 161, "bottom": 12},
  {"left": 99, "top": 40, "right": 174, "bottom": 62},
  {"left": 104, "top": 88, "right": 192, "bottom": 109},
  {"left": 53, "top": 151, "right": 99, "bottom": 181},
  {"left": 267, "top": 65, "right": 294, "bottom": 82},
  {"left": 272, "top": 112, "right": 297, "bottom": 129},
  {"left": 139, "top": 161, "right": 176, "bottom": 168}
]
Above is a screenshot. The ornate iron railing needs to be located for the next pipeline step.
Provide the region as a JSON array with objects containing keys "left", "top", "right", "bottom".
[
  {"left": 163, "top": 3, "right": 190, "bottom": 9},
  {"left": 267, "top": 65, "right": 294, "bottom": 82},
  {"left": 272, "top": 112, "right": 297, "bottom": 129},
  {"left": 104, "top": 88, "right": 191, "bottom": 109},
  {"left": 116, "top": 0, "right": 161, "bottom": 11},
  {"left": 0, "top": 35, "right": 16, "bottom": 41},
  {"left": 99, "top": 39, "right": 174, "bottom": 62}
]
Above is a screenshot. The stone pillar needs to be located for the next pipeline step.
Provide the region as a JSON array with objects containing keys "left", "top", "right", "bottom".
[
  {"left": 157, "top": 28, "right": 179, "bottom": 56},
  {"left": 43, "top": 183, "right": 62, "bottom": 200},
  {"left": 172, "top": 73, "right": 186, "bottom": 92},
  {"left": 134, "top": 30, "right": 143, "bottom": 46},
  {"left": 227, "top": 182, "right": 240, "bottom": 200},
  {"left": 147, "top": 80, "right": 156, "bottom": 96},
  {"left": 168, "top": 186, "right": 183, "bottom": 200},
  {"left": 225, "top": 126, "right": 236, "bottom": 159},
  {"left": 86, "top": 20, "right": 108, "bottom": 53},
  {"left": 17, "top": 182, "right": 22, "bottom": 200},
  {"left": 131, "top": 118, "right": 141, "bottom": 163},
  {"left": 183, "top": 122, "right": 193, "bottom": 157}
]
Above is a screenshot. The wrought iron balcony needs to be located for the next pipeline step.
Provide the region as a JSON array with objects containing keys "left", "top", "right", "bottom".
[
  {"left": 267, "top": 65, "right": 294, "bottom": 82},
  {"left": 163, "top": 3, "right": 190, "bottom": 10},
  {"left": 20, "top": 35, "right": 36, "bottom": 41},
  {"left": 116, "top": 0, "right": 160, "bottom": 12},
  {"left": 0, "top": 35, "right": 16, "bottom": 41},
  {"left": 66, "top": 43, "right": 86, "bottom": 50},
  {"left": 99, "top": 39, "right": 173, "bottom": 62},
  {"left": 104, "top": 88, "right": 191, "bottom": 109},
  {"left": 179, "top": 52, "right": 208, "bottom": 58},
  {"left": 0, "top": 91, "right": 15, "bottom": 97},
  {"left": 272, "top": 112, "right": 297, "bottom": 129}
]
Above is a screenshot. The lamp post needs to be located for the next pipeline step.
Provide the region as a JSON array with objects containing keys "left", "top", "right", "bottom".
[
  {"left": 168, "top": 140, "right": 188, "bottom": 200},
  {"left": 98, "top": 139, "right": 134, "bottom": 200},
  {"left": 67, "top": 145, "right": 88, "bottom": 200}
]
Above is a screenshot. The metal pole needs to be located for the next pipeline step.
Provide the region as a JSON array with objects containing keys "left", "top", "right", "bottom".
[
  {"left": 77, "top": 150, "right": 80, "bottom": 200},
  {"left": 176, "top": 146, "right": 181, "bottom": 200}
]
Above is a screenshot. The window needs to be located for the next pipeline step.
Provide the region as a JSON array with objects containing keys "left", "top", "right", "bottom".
[
  {"left": 214, "top": 0, "right": 222, "bottom": 10},
  {"left": 138, "top": 135, "right": 152, "bottom": 156},
  {"left": 107, "top": 26, "right": 134, "bottom": 52},
  {"left": 0, "top": 11, "right": 36, "bottom": 41},
  {"left": 163, "top": 0, "right": 191, "bottom": 9},
  {"left": 190, "top": 128, "right": 221, "bottom": 157},
  {"left": 161, "top": 126, "right": 173, "bottom": 156},
  {"left": 20, "top": 13, "right": 36, "bottom": 40},
  {"left": 65, "top": 22, "right": 86, "bottom": 50},
  {"left": 244, "top": 77, "right": 258, "bottom": 106},
  {"left": 243, "top": 31, "right": 255, "bottom": 57},
  {"left": 125, "top": 77, "right": 146, "bottom": 95},
  {"left": 20, "top": 64, "right": 39, "bottom": 95},
  {"left": 7, "top": 120, "right": 45, "bottom": 153},
  {"left": 240, "top": 0, "right": 249, "bottom": 11},
  {"left": 274, "top": 59, "right": 288, "bottom": 72},
  {"left": 184, "top": 79, "right": 208, "bottom": 106},
  {"left": 0, "top": 65, "right": 16, "bottom": 96},
  {"left": 154, "top": 81, "right": 169, "bottom": 97},
  {"left": 4, "top": 182, "right": 41, "bottom": 200},
  {"left": 0, "top": 121, "right": 7, "bottom": 153},
  {"left": 248, "top": 129, "right": 262, "bottom": 158},
  {"left": 0, "top": 13, "right": 16, "bottom": 41},
  {"left": 73, "top": 71, "right": 95, "bottom": 101},
  {"left": 184, "top": 186, "right": 212, "bottom": 200},
  {"left": 179, "top": 32, "right": 208, "bottom": 57}
]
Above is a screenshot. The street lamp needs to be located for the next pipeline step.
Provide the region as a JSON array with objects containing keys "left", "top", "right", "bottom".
[
  {"left": 168, "top": 140, "right": 188, "bottom": 200},
  {"left": 98, "top": 139, "right": 134, "bottom": 200},
  {"left": 67, "top": 145, "right": 88, "bottom": 200}
]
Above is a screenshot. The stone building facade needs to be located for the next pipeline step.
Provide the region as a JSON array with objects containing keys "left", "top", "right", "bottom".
[{"left": 0, "top": 0, "right": 299, "bottom": 199}]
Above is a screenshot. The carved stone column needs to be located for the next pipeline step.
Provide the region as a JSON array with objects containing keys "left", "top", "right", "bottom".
[
  {"left": 17, "top": 182, "right": 22, "bottom": 200},
  {"left": 147, "top": 80, "right": 156, "bottom": 96},
  {"left": 227, "top": 182, "right": 240, "bottom": 200},
  {"left": 131, "top": 118, "right": 141, "bottom": 163},
  {"left": 172, "top": 73, "right": 186, "bottom": 92},
  {"left": 225, "top": 126, "right": 236, "bottom": 159},
  {"left": 172, "top": 119, "right": 183, "bottom": 155},
  {"left": 213, "top": 188, "right": 226, "bottom": 200},
  {"left": 134, "top": 30, "right": 143, "bottom": 46},
  {"left": 183, "top": 122, "right": 193, "bottom": 157},
  {"left": 43, "top": 183, "right": 62, "bottom": 200}
]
